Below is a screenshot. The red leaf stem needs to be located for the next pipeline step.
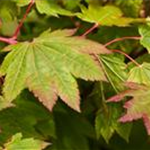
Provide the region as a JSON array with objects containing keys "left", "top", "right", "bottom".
[
  {"left": 81, "top": 23, "right": 99, "bottom": 37},
  {"left": 104, "top": 36, "right": 141, "bottom": 47},
  {"left": 0, "top": 0, "right": 35, "bottom": 45},
  {"left": 112, "top": 49, "right": 141, "bottom": 67},
  {"left": 12, "top": 0, "right": 35, "bottom": 39},
  {"left": 0, "top": 37, "right": 17, "bottom": 44}
]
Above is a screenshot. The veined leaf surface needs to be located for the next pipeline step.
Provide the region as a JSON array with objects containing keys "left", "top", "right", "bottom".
[
  {"left": 77, "top": 5, "right": 145, "bottom": 27},
  {"left": 108, "top": 83, "right": 150, "bottom": 135},
  {"left": 0, "top": 29, "right": 108, "bottom": 112}
]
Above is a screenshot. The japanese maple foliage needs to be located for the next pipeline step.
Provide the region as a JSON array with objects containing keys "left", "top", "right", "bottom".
[{"left": 0, "top": 0, "right": 150, "bottom": 150}]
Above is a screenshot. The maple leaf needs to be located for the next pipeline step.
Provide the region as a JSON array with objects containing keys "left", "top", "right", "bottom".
[
  {"left": 3, "top": 133, "right": 48, "bottom": 150},
  {"left": 90, "top": 82, "right": 131, "bottom": 143},
  {"left": 0, "top": 29, "right": 109, "bottom": 112},
  {"left": 100, "top": 55, "right": 127, "bottom": 92},
  {"left": 128, "top": 62, "right": 150, "bottom": 86},
  {"left": 0, "top": 0, "right": 17, "bottom": 21},
  {"left": 108, "top": 83, "right": 150, "bottom": 135},
  {"left": 76, "top": 5, "right": 145, "bottom": 27},
  {"left": 96, "top": 104, "right": 132, "bottom": 143},
  {"left": 139, "top": 25, "right": 150, "bottom": 53},
  {"left": 13, "top": 0, "right": 73, "bottom": 17},
  {"left": 0, "top": 91, "right": 55, "bottom": 142},
  {"left": 36, "top": 0, "right": 73, "bottom": 17},
  {"left": 0, "top": 0, "right": 18, "bottom": 36},
  {"left": 0, "top": 96, "right": 14, "bottom": 111}
]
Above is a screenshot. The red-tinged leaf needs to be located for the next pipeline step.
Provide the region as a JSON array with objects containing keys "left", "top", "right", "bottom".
[
  {"left": 88, "top": 82, "right": 132, "bottom": 143},
  {"left": 143, "top": 114, "right": 150, "bottom": 135},
  {"left": 108, "top": 83, "right": 150, "bottom": 135},
  {"left": 27, "top": 75, "right": 58, "bottom": 111},
  {"left": 0, "top": 96, "right": 14, "bottom": 111},
  {"left": 96, "top": 104, "right": 132, "bottom": 143},
  {"left": 0, "top": 29, "right": 108, "bottom": 112},
  {"left": 107, "top": 93, "right": 126, "bottom": 102}
]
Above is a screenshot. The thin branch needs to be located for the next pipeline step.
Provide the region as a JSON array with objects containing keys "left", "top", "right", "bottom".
[
  {"left": 12, "top": 0, "right": 35, "bottom": 39},
  {"left": 0, "top": 37, "right": 17, "bottom": 44},
  {"left": 104, "top": 36, "right": 141, "bottom": 47},
  {"left": 81, "top": 23, "right": 99, "bottom": 37},
  {"left": 112, "top": 49, "right": 141, "bottom": 67}
]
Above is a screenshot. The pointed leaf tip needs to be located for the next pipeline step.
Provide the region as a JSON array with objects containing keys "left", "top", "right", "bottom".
[
  {"left": 0, "top": 29, "right": 105, "bottom": 112},
  {"left": 143, "top": 115, "right": 150, "bottom": 135},
  {"left": 111, "top": 83, "right": 150, "bottom": 135},
  {"left": 77, "top": 5, "right": 144, "bottom": 27}
]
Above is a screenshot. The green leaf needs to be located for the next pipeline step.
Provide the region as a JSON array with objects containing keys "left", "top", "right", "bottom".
[
  {"left": 63, "top": 0, "right": 81, "bottom": 10},
  {"left": 85, "top": 0, "right": 103, "bottom": 5},
  {"left": 93, "top": 83, "right": 131, "bottom": 143},
  {"left": 96, "top": 104, "right": 132, "bottom": 143},
  {"left": 139, "top": 25, "right": 150, "bottom": 53},
  {"left": 0, "top": 0, "right": 18, "bottom": 36},
  {"left": 0, "top": 91, "right": 55, "bottom": 143},
  {"left": 100, "top": 55, "right": 127, "bottom": 92},
  {"left": 0, "top": 0, "right": 17, "bottom": 22},
  {"left": 35, "top": 0, "right": 73, "bottom": 17},
  {"left": 50, "top": 106, "right": 95, "bottom": 150},
  {"left": 1, "top": 20, "right": 18, "bottom": 37},
  {"left": 0, "top": 29, "right": 108, "bottom": 112},
  {"left": 128, "top": 63, "right": 150, "bottom": 86},
  {"left": 77, "top": 5, "right": 144, "bottom": 27},
  {"left": 13, "top": 0, "right": 74, "bottom": 17},
  {"left": 3, "top": 133, "right": 48, "bottom": 150},
  {"left": 12, "top": 0, "right": 30, "bottom": 7},
  {"left": 115, "top": 0, "right": 143, "bottom": 17}
]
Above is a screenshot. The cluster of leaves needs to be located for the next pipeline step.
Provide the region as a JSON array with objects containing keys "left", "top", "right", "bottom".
[{"left": 0, "top": 0, "right": 150, "bottom": 149}]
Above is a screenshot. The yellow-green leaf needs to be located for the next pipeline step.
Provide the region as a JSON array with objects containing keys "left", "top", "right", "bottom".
[
  {"left": 0, "top": 29, "right": 108, "bottom": 112},
  {"left": 36, "top": 0, "right": 73, "bottom": 17},
  {"left": 77, "top": 5, "right": 145, "bottom": 27},
  {"left": 128, "top": 63, "right": 150, "bottom": 86},
  {"left": 4, "top": 133, "right": 48, "bottom": 150},
  {"left": 139, "top": 25, "right": 150, "bottom": 53},
  {"left": 108, "top": 83, "right": 150, "bottom": 135}
]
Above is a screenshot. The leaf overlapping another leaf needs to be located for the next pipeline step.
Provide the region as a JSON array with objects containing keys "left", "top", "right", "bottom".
[
  {"left": 108, "top": 83, "right": 150, "bottom": 135},
  {"left": 36, "top": 0, "right": 73, "bottom": 17},
  {"left": 96, "top": 104, "right": 132, "bottom": 143},
  {"left": 91, "top": 83, "right": 131, "bottom": 143},
  {"left": 139, "top": 25, "right": 150, "bottom": 53},
  {"left": 13, "top": 0, "right": 74, "bottom": 17},
  {"left": 0, "top": 29, "right": 109, "bottom": 112},
  {"left": 0, "top": 91, "right": 55, "bottom": 143},
  {"left": 115, "top": 0, "right": 143, "bottom": 17},
  {"left": 12, "top": 0, "right": 30, "bottom": 7},
  {"left": 77, "top": 5, "right": 145, "bottom": 27},
  {"left": 128, "top": 62, "right": 150, "bottom": 86},
  {"left": 2, "top": 133, "right": 48, "bottom": 150},
  {"left": 100, "top": 55, "right": 127, "bottom": 92}
]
